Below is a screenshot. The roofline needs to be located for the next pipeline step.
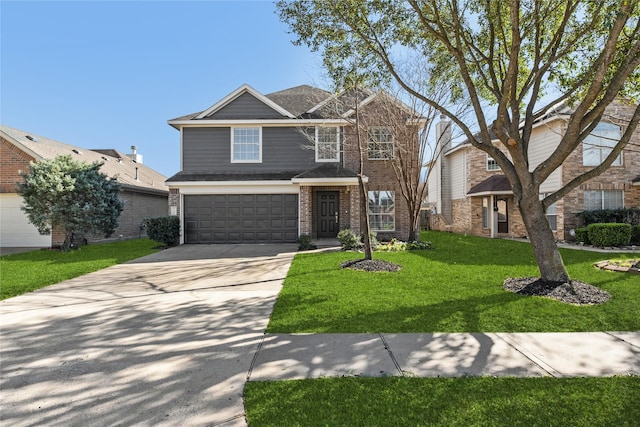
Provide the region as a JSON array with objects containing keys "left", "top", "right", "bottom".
[
  {"left": 0, "top": 129, "right": 44, "bottom": 161},
  {"left": 168, "top": 118, "right": 351, "bottom": 129},
  {"left": 291, "top": 177, "right": 366, "bottom": 185},
  {"left": 467, "top": 190, "right": 513, "bottom": 196},
  {"left": 120, "top": 184, "right": 169, "bottom": 196},
  {"left": 196, "top": 84, "right": 296, "bottom": 120}
]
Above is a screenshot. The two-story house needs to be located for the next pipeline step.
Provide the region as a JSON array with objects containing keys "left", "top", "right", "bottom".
[
  {"left": 427, "top": 100, "right": 640, "bottom": 240},
  {"left": 1, "top": 125, "right": 169, "bottom": 249},
  {"left": 166, "top": 84, "right": 419, "bottom": 244}
]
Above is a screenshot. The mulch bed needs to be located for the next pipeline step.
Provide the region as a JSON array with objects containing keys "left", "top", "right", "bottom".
[
  {"left": 341, "top": 259, "right": 402, "bottom": 272},
  {"left": 503, "top": 277, "right": 611, "bottom": 305}
]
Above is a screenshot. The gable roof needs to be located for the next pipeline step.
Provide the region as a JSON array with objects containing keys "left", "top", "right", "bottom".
[
  {"left": 265, "top": 85, "right": 331, "bottom": 117},
  {"left": 1, "top": 125, "right": 168, "bottom": 195},
  {"left": 196, "top": 84, "right": 295, "bottom": 120}
]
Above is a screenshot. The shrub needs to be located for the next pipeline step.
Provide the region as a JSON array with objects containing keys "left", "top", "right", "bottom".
[
  {"left": 297, "top": 234, "right": 316, "bottom": 251},
  {"left": 337, "top": 228, "right": 362, "bottom": 250},
  {"left": 587, "top": 223, "right": 632, "bottom": 247},
  {"left": 631, "top": 225, "right": 640, "bottom": 245},
  {"left": 144, "top": 216, "right": 180, "bottom": 247},
  {"left": 574, "top": 228, "right": 590, "bottom": 244},
  {"left": 575, "top": 208, "right": 640, "bottom": 226},
  {"left": 376, "top": 238, "right": 433, "bottom": 252}
]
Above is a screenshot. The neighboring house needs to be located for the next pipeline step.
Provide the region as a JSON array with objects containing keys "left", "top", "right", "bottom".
[
  {"left": 1, "top": 125, "right": 169, "bottom": 249},
  {"left": 427, "top": 100, "right": 640, "bottom": 240},
  {"left": 166, "top": 83, "right": 420, "bottom": 244}
]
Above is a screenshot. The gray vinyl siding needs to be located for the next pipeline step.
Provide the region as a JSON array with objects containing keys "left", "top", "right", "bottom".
[
  {"left": 182, "top": 126, "right": 317, "bottom": 172},
  {"left": 206, "top": 92, "right": 285, "bottom": 120}
]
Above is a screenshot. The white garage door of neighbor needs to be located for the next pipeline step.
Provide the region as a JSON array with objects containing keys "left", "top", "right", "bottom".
[{"left": 0, "top": 194, "right": 51, "bottom": 248}]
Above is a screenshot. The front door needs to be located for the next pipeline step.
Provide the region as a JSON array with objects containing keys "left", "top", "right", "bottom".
[
  {"left": 496, "top": 198, "right": 509, "bottom": 234},
  {"left": 317, "top": 191, "right": 339, "bottom": 237}
]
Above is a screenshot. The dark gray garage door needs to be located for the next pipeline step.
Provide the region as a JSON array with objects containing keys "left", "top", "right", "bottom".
[{"left": 184, "top": 194, "right": 298, "bottom": 243}]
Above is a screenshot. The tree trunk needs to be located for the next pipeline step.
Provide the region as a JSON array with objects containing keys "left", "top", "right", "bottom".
[
  {"left": 358, "top": 175, "right": 373, "bottom": 260},
  {"left": 518, "top": 195, "right": 570, "bottom": 283}
]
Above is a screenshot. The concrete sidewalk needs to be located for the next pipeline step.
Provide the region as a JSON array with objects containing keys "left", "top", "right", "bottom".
[{"left": 248, "top": 332, "right": 640, "bottom": 381}]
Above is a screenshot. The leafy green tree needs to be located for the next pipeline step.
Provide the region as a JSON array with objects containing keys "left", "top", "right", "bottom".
[
  {"left": 277, "top": 0, "right": 640, "bottom": 283},
  {"left": 16, "top": 155, "right": 124, "bottom": 251}
]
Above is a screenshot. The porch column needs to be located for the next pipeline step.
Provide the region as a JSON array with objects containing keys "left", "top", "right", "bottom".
[{"left": 490, "top": 195, "right": 498, "bottom": 238}]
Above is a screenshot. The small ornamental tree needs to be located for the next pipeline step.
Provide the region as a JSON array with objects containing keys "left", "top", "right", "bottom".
[{"left": 16, "top": 155, "right": 124, "bottom": 251}]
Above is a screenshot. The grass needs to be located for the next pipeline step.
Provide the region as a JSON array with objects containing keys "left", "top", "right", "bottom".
[
  {"left": 245, "top": 376, "right": 640, "bottom": 426},
  {"left": 267, "top": 231, "right": 640, "bottom": 332},
  {"left": 0, "top": 239, "right": 160, "bottom": 299}
]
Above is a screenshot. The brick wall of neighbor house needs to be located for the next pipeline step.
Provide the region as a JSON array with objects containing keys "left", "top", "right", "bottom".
[
  {"left": 51, "top": 190, "right": 168, "bottom": 246},
  {"left": 1, "top": 137, "right": 34, "bottom": 193},
  {"left": 561, "top": 101, "right": 640, "bottom": 238}
]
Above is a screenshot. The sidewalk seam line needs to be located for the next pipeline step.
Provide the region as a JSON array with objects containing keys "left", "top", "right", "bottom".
[
  {"left": 379, "top": 333, "right": 404, "bottom": 377},
  {"left": 246, "top": 334, "right": 266, "bottom": 382},
  {"left": 494, "top": 333, "right": 558, "bottom": 378}
]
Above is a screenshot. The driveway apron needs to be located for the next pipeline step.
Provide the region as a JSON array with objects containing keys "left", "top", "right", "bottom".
[{"left": 0, "top": 244, "right": 297, "bottom": 427}]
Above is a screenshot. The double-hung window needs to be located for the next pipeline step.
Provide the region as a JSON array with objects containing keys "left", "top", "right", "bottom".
[
  {"left": 368, "top": 190, "right": 395, "bottom": 231},
  {"left": 487, "top": 155, "right": 500, "bottom": 171},
  {"left": 583, "top": 122, "right": 622, "bottom": 166},
  {"left": 231, "top": 127, "right": 261, "bottom": 163},
  {"left": 315, "top": 126, "right": 340, "bottom": 162},
  {"left": 584, "top": 190, "right": 624, "bottom": 210},
  {"left": 368, "top": 127, "right": 394, "bottom": 160}
]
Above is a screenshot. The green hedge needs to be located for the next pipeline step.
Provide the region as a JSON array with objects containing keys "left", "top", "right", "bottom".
[
  {"left": 586, "top": 223, "right": 632, "bottom": 247},
  {"left": 144, "top": 216, "right": 180, "bottom": 247},
  {"left": 574, "top": 228, "right": 590, "bottom": 244}
]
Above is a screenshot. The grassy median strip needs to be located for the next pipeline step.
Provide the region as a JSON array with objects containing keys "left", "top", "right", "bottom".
[
  {"left": 267, "top": 231, "right": 640, "bottom": 333},
  {"left": 245, "top": 376, "right": 639, "bottom": 426},
  {"left": 0, "top": 239, "right": 160, "bottom": 299}
]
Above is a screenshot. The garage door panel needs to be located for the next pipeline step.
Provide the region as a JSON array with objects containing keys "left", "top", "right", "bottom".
[{"left": 184, "top": 193, "right": 298, "bottom": 243}]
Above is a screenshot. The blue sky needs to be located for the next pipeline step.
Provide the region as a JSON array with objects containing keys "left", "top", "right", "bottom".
[{"left": 1, "top": 0, "right": 326, "bottom": 177}]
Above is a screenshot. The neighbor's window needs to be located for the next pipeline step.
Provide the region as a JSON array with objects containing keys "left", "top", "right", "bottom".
[
  {"left": 584, "top": 190, "right": 624, "bottom": 210},
  {"left": 368, "top": 127, "right": 394, "bottom": 160},
  {"left": 540, "top": 193, "right": 557, "bottom": 231},
  {"left": 232, "top": 127, "right": 261, "bottom": 162},
  {"left": 368, "top": 190, "right": 395, "bottom": 231},
  {"left": 487, "top": 155, "right": 500, "bottom": 171},
  {"left": 315, "top": 126, "right": 340, "bottom": 162},
  {"left": 583, "top": 122, "right": 622, "bottom": 166},
  {"left": 482, "top": 197, "right": 489, "bottom": 229}
]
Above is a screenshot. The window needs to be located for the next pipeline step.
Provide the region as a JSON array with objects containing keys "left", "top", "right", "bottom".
[
  {"left": 482, "top": 197, "right": 489, "bottom": 229},
  {"left": 368, "top": 190, "right": 395, "bottom": 231},
  {"left": 231, "top": 127, "right": 261, "bottom": 162},
  {"left": 487, "top": 155, "right": 500, "bottom": 171},
  {"left": 368, "top": 127, "right": 394, "bottom": 160},
  {"left": 584, "top": 190, "right": 624, "bottom": 210},
  {"left": 583, "top": 122, "right": 622, "bottom": 166},
  {"left": 315, "top": 126, "right": 340, "bottom": 162},
  {"left": 540, "top": 193, "right": 557, "bottom": 231}
]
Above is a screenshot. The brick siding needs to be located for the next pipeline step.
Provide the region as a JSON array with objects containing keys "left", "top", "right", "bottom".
[{"left": 1, "top": 137, "right": 35, "bottom": 193}]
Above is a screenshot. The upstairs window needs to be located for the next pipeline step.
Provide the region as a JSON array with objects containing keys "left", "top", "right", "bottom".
[
  {"left": 231, "top": 127, "right": 261, "bottom": 163},
  {"left": 583, "top": 122, "right": 622, "bottom": 166},
  {"left": 368, "top": 190, "right": 395, "bottom": 231},
  {"left": 368, "top": 127, "right": 394, "bottom": 160},
  {"left": 487, "top": 155, "right": 500, "bottom": 171},
  {"left": 315, "top": 126, "right": 340, "bottom": 162}
]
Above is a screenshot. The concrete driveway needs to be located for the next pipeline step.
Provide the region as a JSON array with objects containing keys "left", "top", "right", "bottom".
[{"left": 0, "top": 244, "right": 298, "bottom": 427}]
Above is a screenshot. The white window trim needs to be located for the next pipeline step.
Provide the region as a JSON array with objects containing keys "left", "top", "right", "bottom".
[
  {"left": 486, "top": 154, "right": 500, "bottom": 171},
  {"left": 231, "top": 126, "right": 262, "bottom": 163},
  {"left": 582, "top": 122, "right": 623, "bottom": 167},
  {"left": 368, "top": 190, "right": 396, "bottom": 231},
  {"left": 315, "top": 126, "right": 340, "bottom": 163},
  {"left": 367, "top": 127, "right": 394, "bottom": 160}
]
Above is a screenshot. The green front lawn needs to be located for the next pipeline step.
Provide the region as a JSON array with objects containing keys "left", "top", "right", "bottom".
[
  {"left": 267, "top": 231, "right": 640, "bottom": 332},
  {"left": 245, "top": 377, "right": 639, "bottom": 426},
  {"left": 0, "top": 239, "right": 160, "bottom": 299}
]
